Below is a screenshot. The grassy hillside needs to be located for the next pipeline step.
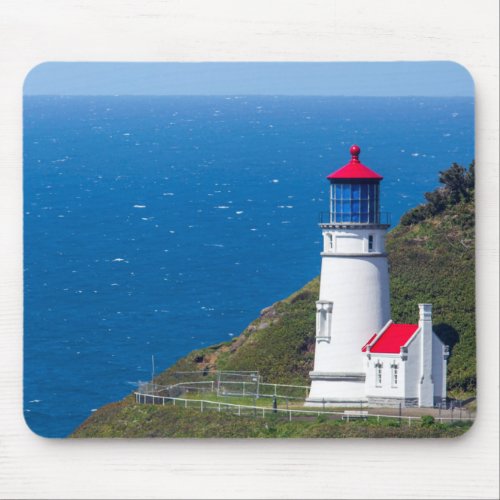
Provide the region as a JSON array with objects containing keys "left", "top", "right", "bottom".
[
  {"left": 73, "top": 403, "right": 470, "bottom": 438},
  {"left": 72, "top": 162, "right": 475, "bottom": 437}
]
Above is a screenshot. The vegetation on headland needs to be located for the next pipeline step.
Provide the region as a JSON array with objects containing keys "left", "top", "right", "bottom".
[
  {"left": 72, "top": 161, "right": 475, "bottom": 438},
  {"left": 73, "top": 402, "right": 472, "bottom": 438}
]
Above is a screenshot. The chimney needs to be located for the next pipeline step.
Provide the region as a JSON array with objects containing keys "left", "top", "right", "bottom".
[{"left": 418, "top": 304, "right": 434, "bottom": 407}]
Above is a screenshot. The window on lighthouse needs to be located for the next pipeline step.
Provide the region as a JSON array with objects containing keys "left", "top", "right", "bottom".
[
  {"left": 333, "top": 182, "right": 377, "bottom": 223},
  {"left": 368, "top": 235, "right": 374, "bottom": 251}
]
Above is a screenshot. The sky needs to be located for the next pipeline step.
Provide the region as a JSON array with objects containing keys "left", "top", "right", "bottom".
[{"left": 23, "top": 61, "right": 474, "bottom": 97}]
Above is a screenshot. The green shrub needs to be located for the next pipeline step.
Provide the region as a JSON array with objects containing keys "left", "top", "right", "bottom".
[{"left": 421, "top": 415, "right": 435, "bottom": 427}]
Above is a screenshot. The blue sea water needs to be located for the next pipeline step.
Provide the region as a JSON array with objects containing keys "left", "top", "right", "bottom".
[{"left": 23, "top": 95, "right": 474, "bottom": 437}]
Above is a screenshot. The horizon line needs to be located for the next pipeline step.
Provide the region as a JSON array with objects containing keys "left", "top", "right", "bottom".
[{"left": 24, "top": 93, "right": 474, "bottom": 98}]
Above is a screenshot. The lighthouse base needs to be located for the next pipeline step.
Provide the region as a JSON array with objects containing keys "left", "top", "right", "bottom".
[{"left": 304, "top": 371, "right": 367, "bottom": 407}]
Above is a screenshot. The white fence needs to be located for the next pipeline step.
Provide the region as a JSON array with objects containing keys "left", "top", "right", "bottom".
[
  {"left": 134, "top": 391, "right": 472, "bottom": 425},
  {"left": 138, "top": 379, "right": 311, "bottom": 401}
]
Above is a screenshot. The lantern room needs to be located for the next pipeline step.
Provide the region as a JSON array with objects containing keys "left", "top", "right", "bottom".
[{"left": 326, "top": 145, "right": 383, "bottom": 224}]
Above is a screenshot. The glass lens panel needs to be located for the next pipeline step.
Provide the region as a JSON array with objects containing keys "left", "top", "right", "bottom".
[
  {"left": 361, "top": 183, "right": 368, "bottom": 199},
  {"left": 335, "top": 184, "right": 342, "bottom": 200},
  {"left": 352, "top": 183, "right": 360, "bottom": 199},
  {"left": 369, "top": 183, "right": 375, "bottom": 201},
  {"left": 342, "top": 200, "right": 350, "bottom": 214},
  {"left": 369, "top": 198, "right": 375, "bottom": 222},
  {"left": 335, "top": 200, "right": 342, "bottom": 214},
  {"left": 342, "top": 184, "right": 351, "bottom": 198},
  {"left": 360, "top": 199, "right": 369, "bottom": 222}
]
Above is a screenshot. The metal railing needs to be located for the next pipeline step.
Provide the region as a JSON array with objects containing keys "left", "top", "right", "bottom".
[
  {"left": 318, "top": 211, "right": 391, "bottom": 225},
  {"left": 137, "top": 380, "right": 310, "bottom": 401},
  {"left": 134, "top": 392, "right": 473, "bottom": 425}
]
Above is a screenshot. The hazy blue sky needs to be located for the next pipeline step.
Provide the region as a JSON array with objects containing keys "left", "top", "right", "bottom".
[{"left": 24, "top": 62, "right": 473, "bottom": 96}]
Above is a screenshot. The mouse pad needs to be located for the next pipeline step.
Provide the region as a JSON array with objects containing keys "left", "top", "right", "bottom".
[{"left": 23, "top": 62, "right": 475, "bottom": 438}]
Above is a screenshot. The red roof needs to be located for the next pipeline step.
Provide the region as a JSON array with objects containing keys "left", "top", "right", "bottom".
[
  {"left": 364, "top": 323, "right": 419, "bottom": 354},
  {"left": 327, "top": 145, "right": 383, "bottom": 181}
]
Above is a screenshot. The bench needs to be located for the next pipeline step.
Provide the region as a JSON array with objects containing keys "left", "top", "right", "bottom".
[{"left": 342, "top": 410, "right": 368, "bottom": 421}]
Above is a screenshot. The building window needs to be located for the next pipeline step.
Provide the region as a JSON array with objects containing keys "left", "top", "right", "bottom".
[
  {"left": 332, "top": 182, "right": 378, "bottom": 223},
  {"left": 368, "top": 235, "right": 374, "bottom": 252},
  {"left": 391, "top": 364, "right": 399, "bottom": 387},
  {"left": 375, "top": 363, "right": 382, "bottom": 387}
]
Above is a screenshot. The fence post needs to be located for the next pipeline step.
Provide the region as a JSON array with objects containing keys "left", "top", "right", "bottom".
[
  {"left": 238, "top": 405, "right": 241, "bottom": 416},
  {"left": 274, "top": 384, "right": 277, "bottom": 396},
  {"left": 289, "top": 410, "right": 292, "bottom": 422},
  {"left": 262, "top": 408, "right": 265, "bottom": 418},
  {"left": 218, "top": 403, "right": 221, "bottom": 412},
  {"left": 201, "top": 401, "right": 203, "bottom": 412},
  {"left": 408, "top": 417, "right": 411, "bottom": 427},
  {"left": 185, "top": 399, "right": 187, "bottom": 408}
]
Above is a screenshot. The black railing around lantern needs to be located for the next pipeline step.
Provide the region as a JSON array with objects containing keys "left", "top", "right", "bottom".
[{"left": 318, "top": 211, "right": 391, "bottom": 226}]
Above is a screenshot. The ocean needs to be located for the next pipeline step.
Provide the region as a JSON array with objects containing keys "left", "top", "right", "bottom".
[{"left": 23, "top": 95, "right": 474, "bottom": 437}]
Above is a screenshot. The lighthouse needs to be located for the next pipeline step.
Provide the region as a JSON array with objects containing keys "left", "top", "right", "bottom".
[{"left": 306, "top": 145, "right": 391, "bottom": 406}]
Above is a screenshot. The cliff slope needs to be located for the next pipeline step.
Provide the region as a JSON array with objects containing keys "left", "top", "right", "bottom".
[{"left": 72, "top": 162, "right": 475, "bottom": 437}]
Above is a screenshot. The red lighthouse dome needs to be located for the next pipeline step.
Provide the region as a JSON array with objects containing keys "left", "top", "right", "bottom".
[{"left": 327, "top": 145, "right": 383, "bottom": 180}]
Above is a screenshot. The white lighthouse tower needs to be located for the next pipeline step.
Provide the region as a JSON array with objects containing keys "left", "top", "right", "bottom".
[{"left": 306, "top": 145, "right": 391, "bottom": 406}]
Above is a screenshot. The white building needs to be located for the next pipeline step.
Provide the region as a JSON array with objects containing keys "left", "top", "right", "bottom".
[{"left": 306, "top": 145, "right": 449, "bottom": 408}]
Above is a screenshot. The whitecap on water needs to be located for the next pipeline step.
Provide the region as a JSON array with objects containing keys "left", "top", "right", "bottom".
[
  {"left": 215, "top": 205, "right": 230, "bottom": 209},
  {"left": 133, "top": 204, "right": 146, "bottom": 208}
]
